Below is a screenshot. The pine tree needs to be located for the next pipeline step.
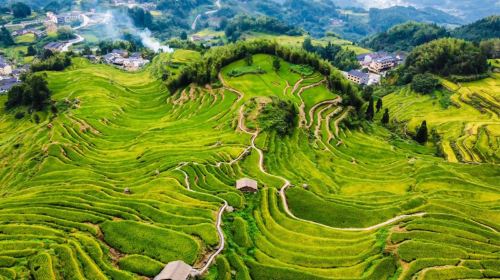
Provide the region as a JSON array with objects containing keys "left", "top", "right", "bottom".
[
  {"left": 272, "top": 56, "right": 281, "bottom": 72},
  {"left": 381, "top": 108, "right": 389, "bottom": 124},
  {"left": 0, "top": 26, "right": 14, "bottom": 47},
  {"left": 245, "top": 53, "right": 253, "bottom": 66},
  {"left": 365, "top": 97, "right": 374, "bottom": 121},
  {"left": 416, "top": 120, "right": 428, "bottom": 144},
  {"left": 376, "top": 98, "right": 383, "bottom": 112}
]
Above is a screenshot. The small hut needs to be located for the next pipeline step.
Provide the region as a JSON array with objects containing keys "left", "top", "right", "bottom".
[
  {"left": 154, "top": 260, "right": 192, "bottom": 280},
  {"left": 236, "top": 178, "right": 258, "bottom": 192}
]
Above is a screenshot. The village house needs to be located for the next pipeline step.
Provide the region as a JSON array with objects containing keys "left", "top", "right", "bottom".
[
  {"left": 0, "top": 56, "right": 13, "bottom": 76},
  {"left": 12, "top": 28, "right": 45, "bottom": 38},
  {"left": 0, "top": 77, "right": 19, "bottom": 93},
  {"left": 368, "top": 56, "right": 399, "bottom": 74},
  {"left": 346, "top": 70, "right": 369, "bottom": 85},
  {"left": 44, "top": 42, "right": 66, "bottom": 52},
  {"left": 56, "top": 12, "right": 83, "bottom": 25},
  {"left": 236, "top": 178, "right": 258, "bottom": 192},
  {"left": 103, "top": 50, "right": 149, "bottom": 71},
  {"left": 154, "top": 260, "right": 193, "bottom": 280}
]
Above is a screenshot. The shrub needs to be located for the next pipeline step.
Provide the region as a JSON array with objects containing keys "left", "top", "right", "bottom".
[
  {"left": 411, "top": 73, "right": 440, "bottom": 94},
  {"left": 257, "top": 97, "right": 297, "bottom": 136},
  {"left": 14, "top": 112, "right": 25, "bottom": 119}
]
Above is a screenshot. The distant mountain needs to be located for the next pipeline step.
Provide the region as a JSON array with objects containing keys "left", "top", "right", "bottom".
[
  {"left": 452, "top": 16, "right": 500, "bottom": 42},
  {"left": 340, "top": 0, "right": 500, "bottom": 22},
  {"left": 361, "top": 21, "right": 449, "bottom": 51},
  {"left": 367, "top": 6, "right": 463, "bottom": 33}
]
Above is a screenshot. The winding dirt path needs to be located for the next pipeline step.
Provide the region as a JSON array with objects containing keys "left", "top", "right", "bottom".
[{"left": 174, "top": 164, "right": 227, "bottom": 276}]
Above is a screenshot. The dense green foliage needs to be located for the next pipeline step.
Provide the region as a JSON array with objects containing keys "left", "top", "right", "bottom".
[
  {"left": 5, "top": 73, "right": 51, "bottom": 111},
  {"left": 362, "top": 22, "right": 449, "bottom": 52},
  {"left": 303, "top": 38, "right": 360, "bottom": 71},
  {"left": 415, "top": 120, "right": 428, "bottom": 144},
  {"left": 11, "top": 2, "right": 31, "bottom": 18},
  {"left": 0, "top": 26, "right": 14, "bottom": 47},
  {"left": 31, "top": 52, "right": 72, "bottom": 72},
  {"left": 257, "top": 98, "right": 297, "bottom": 135},
  {"left": 480, "top": 39, "right": 500, "bottom": 59},
  {"left": 411, "top": 73, "right": 440, "bottom": 94},
  {"left": 452, "top": 16, "right": 500, "bottom": 42},
  {"left": 404, "top": 38, "right": 488, "bottom": 76},
  {"left": 367, "top": 6, "right": 461, "bottom": 33},
  {"left": 165, "top": 40, "right": 364, "bottom": 111},
  {"left": 128, "top": 7, "right": 153, "bottom": 29},
  {"left": 224, "top": 15, "right": 302, "bottom": 42}
]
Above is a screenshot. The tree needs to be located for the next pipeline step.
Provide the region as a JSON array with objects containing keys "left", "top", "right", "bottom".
[
  {"left": 381, "top": 108, "right": 389, "bottom": 124},
  {"left": 180, "top": 31, "right": 188, "bottom": 40},
  {"left": 376, "top": 98, "right": 383, "bottom": 112},
  {"left": 82, "top": 46, "right": 92, "bottom": 55},
  {"left": 27, "top": 45, "right": 37, "bottom": 56},
  {"left": 245, "top": 53, "right": 253, "bottom": 66},
  {"left": 362, "top": 86, "right": 373, "bottom": 101},
  {"left": 5, "top": 73, "right": 51, "bottom": 111},
  {"left": 365, "top": 97, "right": 374, "bottom": 121},
  {"left": 57, "top": 26, "right": 75, "bottom": 40},
  {"left": 272, "top": 56, "right": 281, "bottom": 72},
  {"left": 416, "top": 120, "right": 428, "bottom": 144},
  {"left": 0, "top": 26, "right": 14, "bottom": 47},
  {"left": 302, "top": 37, "right": 314, "bottom": 53},
  {"left": 11, "top": 2, "right": 31, "bottom": 18},
  {"left": 411, "top": 73, "right": 440, "bottom": 94}
]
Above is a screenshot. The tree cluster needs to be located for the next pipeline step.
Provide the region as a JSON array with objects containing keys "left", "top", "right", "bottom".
[
  {"left": 224, "top": 15, "right": 302, "bottom": 42},
  {"left": 0, "top": 26, "right": 14, "bottom": 47},
  {"left": 302, "top": 38, "right": 360, "bottom": 71},
  {"left": 403, "top": 38, "right": 488, "bottom": 77},
  {"left": 362, "top": 21, "right": 449, "bottom": 52},
  {"left": 11, "top": 2, "right": 31, "bottom": 18},
  {"left": 452, "top": 16, "right": 500, "bottom": 42},
  {"left": 411, "top": 73, "right": 440, "bottom": 94},
  {"left": 164, "top": 40, "right": 364, "bottom": 112},
  {"left": 5, "top": 73, "right": 51, "bottom": 111},
  {"left": 31, "top": 52, "right": 72, "bottom": 72},
  {"left": 128, "top": 7, "right": 153, "bottom": 29},
  {"left": 257, "top": 98, "right": 297, "bottom": 136}
]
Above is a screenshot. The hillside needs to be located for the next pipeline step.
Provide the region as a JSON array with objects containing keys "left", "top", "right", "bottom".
[
  {"left": 361, "top": 21, "right": 449, "bottom": 52},
  {"left": 384, "top": 74, "right": 500, "bottom": 163},
  {"left": 452, "top": 16, "right": 500, "bottom": 42},
  {"left": 0, "top": 50, "right": 499, "bottom": 279}
]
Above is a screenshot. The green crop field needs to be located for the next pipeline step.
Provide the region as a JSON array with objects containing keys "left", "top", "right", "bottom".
[
  {"left": 0, "top": 52, "right": 498, "bottom": 280},
  {"left": 384, "top": 75, "right": 500, "bottom": 163}
]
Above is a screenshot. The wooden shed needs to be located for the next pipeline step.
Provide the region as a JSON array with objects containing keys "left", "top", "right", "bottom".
[
  {"left": 154, "top": 260, "right": 192, "bottom": 280},
  {"left": 236, "top": 178, "right": 258, "bottom": 192}
]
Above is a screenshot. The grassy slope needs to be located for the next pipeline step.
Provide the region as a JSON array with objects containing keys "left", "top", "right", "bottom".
[
  {"left": 0, "top": 53, "right": 498, "bottom": 280},
  {"left": 384, "top": 74, "right": 499, "bottom": 163}
]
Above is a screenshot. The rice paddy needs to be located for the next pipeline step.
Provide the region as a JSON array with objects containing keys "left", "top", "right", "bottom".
[{"left": 0, "top": 52, "right": 498, "bottom": 279}]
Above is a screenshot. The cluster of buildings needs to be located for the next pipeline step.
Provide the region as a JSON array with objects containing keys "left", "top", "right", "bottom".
[
  {"left": 344, "top": 51, "right": 406, "bottom": 86},
  {"left": 0, "top": 56, "right": 28, "bottom": 93},
  {"left": 46, "top": 12, "right": 83, "bottom": 25},
  {"left": 11, "top": 28, "right": 45, "bottom": 38},
  {"left": 102, "top": 49, "right": 150, "bottom": 71}
]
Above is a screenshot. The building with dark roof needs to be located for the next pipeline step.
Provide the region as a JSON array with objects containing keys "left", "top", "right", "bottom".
[{"left": 346, "top": 70, "right": 369, "bottom": 85}]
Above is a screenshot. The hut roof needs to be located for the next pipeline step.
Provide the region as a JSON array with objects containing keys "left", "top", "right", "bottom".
[
  {"left": 154, "top": 260, "right": 192, "bottom": 280},
  {"left": 236, "top": 178, "right": 258, "bottom": 191}
]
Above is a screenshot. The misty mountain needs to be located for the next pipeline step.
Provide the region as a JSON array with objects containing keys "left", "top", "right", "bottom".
[
  {"left": 452, "top": 16, "right": 500, "bottom": 42},
  {"left": 338, "top": 0, "right": 500, "bottom": 22}
]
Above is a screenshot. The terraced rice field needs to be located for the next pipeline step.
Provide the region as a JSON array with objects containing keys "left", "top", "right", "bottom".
[
  {"left": 384, "top": 75, "right": 500, "bottom": 163},
  {"left": 0, "top": 53, "right": 498, "bottom": 280}
]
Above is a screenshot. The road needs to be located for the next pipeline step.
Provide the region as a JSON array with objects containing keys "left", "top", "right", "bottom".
[{"left": 191, "top": 0, "right": 221, "bottom": 30}]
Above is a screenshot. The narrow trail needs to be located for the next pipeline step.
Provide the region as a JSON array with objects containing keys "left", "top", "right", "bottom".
[
  {"left": 192, "top": 0, "right": 222, "bottom": 30},
  {"left": 174, "top": 164, "right": 228, "bottom": 276}
]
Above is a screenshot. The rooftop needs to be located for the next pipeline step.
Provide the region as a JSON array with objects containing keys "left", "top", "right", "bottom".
[{"left": 154, "top": 260, "right": 192, "bottom": 280}]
